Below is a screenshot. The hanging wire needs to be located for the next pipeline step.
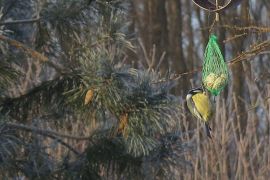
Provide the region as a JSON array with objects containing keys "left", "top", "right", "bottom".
[
  {"left": 209, "top": 0, "right": 219, "bottom": 33},
  {"left": 215, "top": 0, "right": 219, "bottom": 22}
]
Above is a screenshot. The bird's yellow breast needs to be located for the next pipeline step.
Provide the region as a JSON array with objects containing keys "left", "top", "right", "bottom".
[{"left": 191, "top": 93, "right": 212, "bottom": 122}]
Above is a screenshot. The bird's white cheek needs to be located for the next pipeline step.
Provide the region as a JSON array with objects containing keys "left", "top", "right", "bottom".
[{"left": 186, "top": 94, "right": 192, "bottom": 100}]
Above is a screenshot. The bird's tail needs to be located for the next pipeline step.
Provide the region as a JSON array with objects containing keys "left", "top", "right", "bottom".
[{"left": 205, "top": 122, "right": 212, "bottom": 139}]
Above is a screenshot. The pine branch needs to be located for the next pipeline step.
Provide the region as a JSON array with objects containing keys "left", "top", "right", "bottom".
[
  {"left": 0, "top": 62, "right": 18, "bottom": 91},
  {"left": 0, "top": 1, "right": 190, "bottom": 178},
  {"left": 5, "top": 122, "right": 93, "bottom": 141},
  {"left": 0, "top": 34, "right": 48, "bottom": 62},
  {"left": 0, "top": 35, "right": 70, "bottom": 75}
]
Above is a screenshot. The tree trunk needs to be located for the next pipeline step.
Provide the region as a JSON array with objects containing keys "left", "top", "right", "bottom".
[
  {"left": 230, "top": 0, "right": 250, "bottom": 136},
  {"left": 132, "top": 0, "right": 168, "bottom": 70},
  {"left": 165, "top": 0, "right": 189, "bottom": 95}
]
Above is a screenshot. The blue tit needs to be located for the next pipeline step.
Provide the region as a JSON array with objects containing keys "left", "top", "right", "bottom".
[{"left": 186, "top": 87, "right": 213, "bottom": 138}]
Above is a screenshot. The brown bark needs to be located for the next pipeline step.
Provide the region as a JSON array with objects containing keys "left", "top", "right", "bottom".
[
  {"left": 132, "top": 0, "right": 168, "bottom": 69},
  {"left": 132, "top": 0, "right": 189, "bottom": 95},
  {"left": 230, "top": 0, "right": 249, "bottom": 136},
  {"left": 195, "top": 7, "right": 208, "bottom": 48},
  {"left": 165, "top": 0, "right": 188, "bottom": 94},
  {"left": 186, "top": 0, "right": 195, "bottom": 70}
]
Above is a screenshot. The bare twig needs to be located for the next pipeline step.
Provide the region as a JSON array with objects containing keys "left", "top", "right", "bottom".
[
  {"left": 223, "top": 33, "right": 248, "bottom": 43},
  {"left": 221, "top": 25, "right": 270, "bottom": 33},
  {"left": 149, "top": 44, "right": 156, "bottom": 70},
  {"left": 39, "top": 131, "right": 81, "bottom": 155},
  {"left": 138, "top": 38, "right": 151, "bottom": 69},
  {"left": 200, "top": 25, "right": 270, "bottom": 33},
  {"left": 228, "top": 40, "right": 270, "bottom": 65},
  {"left": 0, "top": 18, "right": 40, "bottom": 25},
  {"left": 156, "top": 51, "right": 166, "bottom": 71}
]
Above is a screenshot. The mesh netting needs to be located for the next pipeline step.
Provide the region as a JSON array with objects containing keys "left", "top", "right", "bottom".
[{"left": 202, "top": 35, "right": 229, "bottom": 96}]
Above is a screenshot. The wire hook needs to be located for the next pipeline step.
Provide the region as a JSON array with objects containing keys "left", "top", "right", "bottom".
[{"left": 215, "top": 0, "right": 219, "bottom": 21}]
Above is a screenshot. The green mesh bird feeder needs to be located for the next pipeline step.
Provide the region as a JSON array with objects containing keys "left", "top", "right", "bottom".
[{"left": 202, "top": 35, "right": 229, "bottom": 96}]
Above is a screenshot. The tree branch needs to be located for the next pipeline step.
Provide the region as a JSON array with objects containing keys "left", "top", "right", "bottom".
[
  {"left": 4, "top": 122, "right": 95, "bottom": 155},
  {"left": 6, "top": 122, "right": 93, "bottom": 140},
  {"left": 0, "top": 34, "right": 71, "bottom": 75},
  {"left": 0, "top": 18, "right": 40, "bottom": 25},
  {"left": 0, "top": 34, "right": 48, "bottom": 62}
]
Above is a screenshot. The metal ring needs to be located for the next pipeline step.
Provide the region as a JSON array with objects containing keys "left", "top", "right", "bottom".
[{"left": 192, "top": 0, "right": 242, "bottom": 12}]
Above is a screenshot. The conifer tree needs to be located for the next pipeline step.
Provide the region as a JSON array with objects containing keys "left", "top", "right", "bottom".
[{"left": 0, "top": 0, "right": 191, "bottom": 179}]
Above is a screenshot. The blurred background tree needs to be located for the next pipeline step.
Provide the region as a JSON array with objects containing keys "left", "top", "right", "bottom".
[{"left": 0, "top": 0, "right": 270, "bottom": 179}]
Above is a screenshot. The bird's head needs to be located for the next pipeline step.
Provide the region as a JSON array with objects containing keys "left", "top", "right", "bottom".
[{"left": 186, "top": 87, "right": 204, "bottom": 100}]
